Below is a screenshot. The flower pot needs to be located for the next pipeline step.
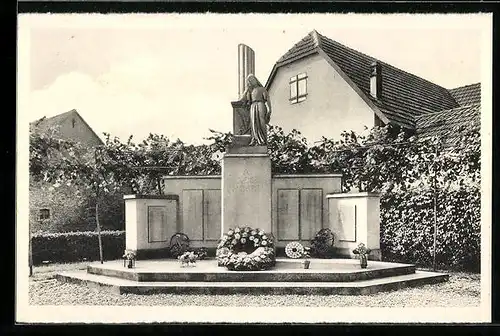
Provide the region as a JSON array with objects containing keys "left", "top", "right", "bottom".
[
  {"left": 127, "top": 259, "right": 133, "bottom": 268},
  {"left": 360, "top": 255, "right": 368, "bottom": 269},
  {"left": 303, "top": 259, "right": 310, "bottom": 269}
]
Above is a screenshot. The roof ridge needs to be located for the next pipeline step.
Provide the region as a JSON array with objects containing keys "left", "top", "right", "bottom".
[
  {"left": 277, "top": 32, "right": 316, "bottom": 63},
  {"left": 30, "top": 109, "right": 104, "bottom": 146},
  {"left": 268, "top": 30, "right": 462, "bottom": 128},
  {"left": 316, "top": 31, "right": 453, "bottom": 95},
  {"left": 46, "top": 109, "right": 76, "bottom": 121},
  {"left": 30, "top": 110, "right": 72, "bottom": 125},
  {"left": 449, "top": 82, "right": 481, "bottom": 91},
  {"left": 310, "top": 30, "right": 321, "bottom": 48},
  {"left": 31, "top": 109, "right": 79, "bottom": 127}
]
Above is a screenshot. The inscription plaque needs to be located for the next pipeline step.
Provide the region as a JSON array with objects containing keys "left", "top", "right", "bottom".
[
  {"left": 148, "top": 206, "right": 168, "bottom": 243},
  {"left": 337, "top": 204, "right": 357, "bottom": 242}
]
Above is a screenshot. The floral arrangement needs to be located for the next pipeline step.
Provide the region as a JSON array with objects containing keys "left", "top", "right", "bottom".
[
  {"left": 352, "top": 243, "right": 371, "bottom": 268},
  {"left": 285, "top": 242, "right": 305, "bottom": 259},
  {"left": 217, "top": 226, "right": 274, "bottom": 252},
  {"left": 169, "top": 232, "right": 190, "bottom": 258},
  {"left": 122, "top": 249, "right": 137, "bottom": 268},
  {"left": 216, "top": 226, "right": 276, "bottom": 271},
  {"left": 302, "top": 246, "right": 311, "bottom": 269},
  {"left": 178, "top": 251, "right": 198, "bottom": 267},
  {"left": 310, "top": 228, "right": 335, "bottom": 258},
  {"left": 216, "top": 247, "right": 231, "bottom": 266},
  {"left": 303, "top": 246, "right": 311, "bottom": 259},
  {"left": 219, "top": 247, "right": 276, "bottom": 271},
  {"left": 188, "top": 247, "right": 208, "bottom": 260},
  {"left": 353, "top": 243, "right": 371, "bottom": 256},
  {"left": 122, "top": 249, "right": 136, "bottom": 260}
]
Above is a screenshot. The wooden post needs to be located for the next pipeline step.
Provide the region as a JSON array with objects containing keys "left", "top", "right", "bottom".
[
  {"left": 432, "top": 144, "right": 439, "bottom": 271},
  {"left": 94, "top": 148, "right": 104, "bottom": 264},
  {"left": 29, "top": 233, "right": 33, "bottom": 277},
  {"left": 96, "top": 202, "right": 104, "bottom": 264}
]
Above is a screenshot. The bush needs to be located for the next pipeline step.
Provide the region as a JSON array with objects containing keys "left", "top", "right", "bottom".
[
  {"left": 309, "top": 228, "right": 335, "bottom": 258},
  {"left": 31, "top": 230, "right": 125, "bottom": 265},
  {"left": 380, "top": 187, "right": 480, "bottom": 272}
]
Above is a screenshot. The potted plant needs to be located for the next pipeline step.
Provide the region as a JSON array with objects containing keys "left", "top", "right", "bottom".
[
  {"left": 352, "top": 243, "right": 371, "bottom": 269},
  {"left": 122, "top": 249, "right": 137, "bottom": 269},
  {"left": 303, "top": 246, "right": 311, "bottom": 269}
]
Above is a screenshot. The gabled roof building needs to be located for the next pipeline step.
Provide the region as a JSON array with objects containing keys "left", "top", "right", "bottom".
[
  {"left": 265, "top": 30, "right": 480, "bottom": 147},
  {"left": 30, "top": 109, "right": 104, "bottom": 147}
]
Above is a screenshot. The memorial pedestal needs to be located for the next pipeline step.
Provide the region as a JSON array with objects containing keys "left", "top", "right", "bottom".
[
  {"left": 221, "top": 146, "right": 272, "bottom": 236},
  {"left": 124, "top": 194, "right": 179, "bottom": 258},
  {"left": 327, "top": 192, "right": 382, "bottom": 260}
]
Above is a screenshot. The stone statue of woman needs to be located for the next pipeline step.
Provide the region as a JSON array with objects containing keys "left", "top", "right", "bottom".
[{"left": 238, "top": 74, "right": 272, "bottom": 146}]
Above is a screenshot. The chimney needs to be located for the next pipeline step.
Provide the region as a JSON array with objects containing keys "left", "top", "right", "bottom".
[
  {"left": 370, "top": 61, "right": 382, "bottom": 99},
  {"left": 238, "top": 44, "right": 255, "bottom": 98}
]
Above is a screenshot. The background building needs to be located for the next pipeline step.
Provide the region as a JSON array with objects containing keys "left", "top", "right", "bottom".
[
  {"left": 29, "top": 110, "right": 123, "bottom": 233},
  {"left": 265, "top": 30, "right": 481, "bottom": 146}
]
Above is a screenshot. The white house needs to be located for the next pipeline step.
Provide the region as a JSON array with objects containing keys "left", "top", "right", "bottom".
[{"left": 265, "top": 30, "right": 480, "bottom": 147}]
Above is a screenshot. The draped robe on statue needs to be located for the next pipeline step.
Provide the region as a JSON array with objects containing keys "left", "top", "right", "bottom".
[{"left": 241, "top": 86, "right": 271, "bottom": 146}]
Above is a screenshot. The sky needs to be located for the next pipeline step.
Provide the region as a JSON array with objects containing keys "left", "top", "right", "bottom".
[{"left": 18, "top": 13, "right": 489, "bottom": 145}]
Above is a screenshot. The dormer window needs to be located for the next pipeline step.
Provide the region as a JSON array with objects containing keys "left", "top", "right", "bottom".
[{"left": 290, "top": 72, "right": 308, "bottom": 104}]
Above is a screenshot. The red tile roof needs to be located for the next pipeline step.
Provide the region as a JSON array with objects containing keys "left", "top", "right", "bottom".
[
  {"left": 267, "top": 30, "right": 461, "bottom": 129},
  {"left": 448, "top": 83, "right": 481, "bottom": 107}
]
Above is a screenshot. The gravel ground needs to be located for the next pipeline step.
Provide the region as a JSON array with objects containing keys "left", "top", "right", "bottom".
[
  {"left": 30, "top": 261, "right": 89, "bottom": 281},
  {"left": 29, "top": 264, "right": 480, "bottom": 307}
]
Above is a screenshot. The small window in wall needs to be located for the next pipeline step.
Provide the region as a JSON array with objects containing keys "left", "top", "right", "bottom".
[
  {"left": 39, "top": 209, "right": 50, "bottom": 220},
  {"left": 71, "top": 118, "right": 76, "bottom": 128},
  {"left": 289, "top": 73, "right": 308, "bottom": 104}
]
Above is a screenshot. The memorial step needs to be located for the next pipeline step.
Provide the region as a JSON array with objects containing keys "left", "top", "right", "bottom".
[
  {"left": 55, "top": 270, "right": 449, "bottom": 296},
  {"left": 87, "top": 260, "right": 416, "bottom": 283}
]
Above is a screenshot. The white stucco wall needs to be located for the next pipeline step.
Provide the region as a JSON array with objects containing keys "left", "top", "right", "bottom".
[{"left": 267, "top": 53, "right": 376, "bottom": 144}]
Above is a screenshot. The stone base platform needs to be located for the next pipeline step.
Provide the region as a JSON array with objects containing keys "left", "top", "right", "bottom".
[
  {"left": 55, "top": 258, "right": 449, "bottom": 296},
  {"left": 86, "top": 258, "right": 415, "bottom": 282}
]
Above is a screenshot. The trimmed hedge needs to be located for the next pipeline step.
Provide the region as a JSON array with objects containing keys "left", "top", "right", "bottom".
[
  {"left": 380, "top": 187, "right": 480, "bottom": 272},
  {"left": 31, "top": 230, "right": 125, "bottom": 265}
]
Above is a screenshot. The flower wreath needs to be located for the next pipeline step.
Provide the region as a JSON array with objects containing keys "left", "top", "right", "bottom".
[
  {"left": 285, "top": 242, "right": 305, "bottom": 259},
  {"left": 216, "top": 226, "right": 276, "bottom": 271}
]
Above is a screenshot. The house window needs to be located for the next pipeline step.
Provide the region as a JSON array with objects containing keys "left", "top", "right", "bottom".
[
  {"left": 289, "top": 73, "right": 308, "bottom": 104},
  {"left": 71, "top": 118, "right": 76, "bottom": 128},
  {"left": 39, "top": 209, "right": 50, "bottom": 220}
]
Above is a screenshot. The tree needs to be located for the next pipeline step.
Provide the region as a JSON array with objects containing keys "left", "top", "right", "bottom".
[
  {"left": 204, "top": 125, "right": 325, "bottom": 175},
  {"left": 309, "top": 124, "right": 438, "bottom": 193},
  {"left": 30, "top": 127, "right": 123, "bottom": 264},
  {"left": 101, "top": 133, "right": 184, "bottom": 195}
]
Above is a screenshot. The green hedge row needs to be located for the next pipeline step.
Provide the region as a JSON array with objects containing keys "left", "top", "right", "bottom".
[
  {"left": 380, "top": 187, "right": 480, "bottom": 272},
  {"left": 31, "top": 230, "right": 125, "bottom": 265}
]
